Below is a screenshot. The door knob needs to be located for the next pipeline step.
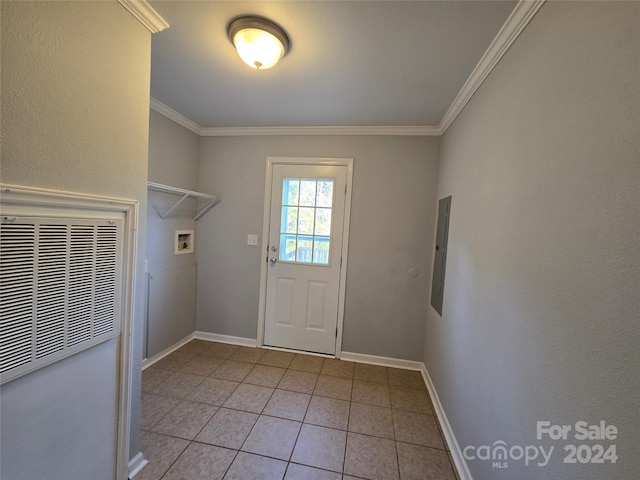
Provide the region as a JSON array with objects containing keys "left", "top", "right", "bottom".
[
  {"left": 270, "top": 257, "right": 277, "bottom": 265},
  {"left": 271, "top": 246, "right": 278, "bottom": 252}
]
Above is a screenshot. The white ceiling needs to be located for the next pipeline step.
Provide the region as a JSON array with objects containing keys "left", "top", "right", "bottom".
[{"left": 149, "top": 1, "right": 517, "bottom": 129}]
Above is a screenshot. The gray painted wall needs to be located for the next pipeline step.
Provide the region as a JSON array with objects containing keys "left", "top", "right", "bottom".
[
  {"left": 425, "top": 2, "right": 640, "bottom": 479},
  {"left": 196, "top": 136, "right": 440, "bottom": 361},
  {"left": 146, "top": 110, "right": 200, "bottom": 357},
  {"left": 0, "top": 1, "right": 150, "bottom": 473}
]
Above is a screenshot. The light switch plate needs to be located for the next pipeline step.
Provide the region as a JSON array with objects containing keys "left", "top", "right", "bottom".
[{"left": 247, "top": 234, "right": 258, "bottom": 246}]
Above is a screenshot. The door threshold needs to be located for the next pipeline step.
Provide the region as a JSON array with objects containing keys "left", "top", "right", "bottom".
[{"left": 261, "top": 344, "right": 337, "bottom": 359}]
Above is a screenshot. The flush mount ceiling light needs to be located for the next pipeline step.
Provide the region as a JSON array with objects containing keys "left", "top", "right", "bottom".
[{"left": 227, "top": 15, "right": 291, "bottom": 70}]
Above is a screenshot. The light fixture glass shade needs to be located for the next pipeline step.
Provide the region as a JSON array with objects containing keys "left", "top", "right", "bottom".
[
  {"left": 227, "top": 16, "right": 291, "bottom": 70},
  {"left": 233, "top": 28, "right": 284, "bottom": 69}
]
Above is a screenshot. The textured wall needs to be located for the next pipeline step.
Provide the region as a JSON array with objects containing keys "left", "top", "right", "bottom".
[
  {"left": 146, "top": 110, "right": 200, "bottom": 356},
  {"left": 425, "top": 2, "right": 640, "bottom": 479},
  {"left": 0, "top": 0, "right": 151, "bottom": 472},
  {"left": 196, "top": 135, "right": 439, "bottom": 361}
]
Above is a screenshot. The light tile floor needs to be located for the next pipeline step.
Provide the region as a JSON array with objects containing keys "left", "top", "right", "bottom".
[{"left": 139, "top": 339, "right": 460, "bottom": 480}]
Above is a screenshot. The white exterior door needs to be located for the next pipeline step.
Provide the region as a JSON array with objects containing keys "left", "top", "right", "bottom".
[{"left": 264, "top": 163, "right": 348, "bottom": 355}]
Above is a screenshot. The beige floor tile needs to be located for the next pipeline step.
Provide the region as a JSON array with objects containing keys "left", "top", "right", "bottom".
[
  {"left": 151, "top": 400, "right": 217, "bottom": 440},
  {"left": 154, "top": 371, "right": 207, "bottom": 399},
  {"left": 353, "top": 363, "right": 388, "bottom": 384},
  {"left": 313, "top": 375, "right": 352, "bottom": 401},
  {"left": 348, "top": 403, "right": 394, "bottom": 439},
  {"left": 392, "top": 410, "right": 444, "bottom": 449},
  {"left": 278, "top": 369, "right": 319, "bottom": 394},
  {"left": 263, "top": 389, "right": 311, "bottom": 421},
  {"left": 389, "top": 386, "right": 433, "bottom": 415},
  {"left": 242, "top": 415, "right": 301, "bottom": 460},
  {"left": 387, "top": 368, "right": 426, "bottom": 390},
  {"left": 291, "top": 424, "right": 346, "bottom": 472},
  {"left": 284, "top": 463, "right": 341, "bottom": 480},
  {"left": 224, "top": 452, "right": 287, "bottom": 480},
  {"left": 435, "top": 412, "right": 449, "bottom": 451},
  {"left": 321, "top": 359, "right": 355, "bottom": 379},
  {"left": 397, "top": 442, "right": 456, "bottom": 480},
  {"left": 173, "top": 355, "right": 222, "bottom": 376},
  {"left": 152, "top": 351, "right": 195, "bottom": 371},
  {"left": 351, "top": 381, "right": 390, "bottom": 408},
  {"left": 176, "top": 340, "right": 209, "bottom": 355},
  {"left": 223, "top": 383, "right": 274, "bottom": 413},
  {"left": 162, "top": 442, "right": 236, "bottom": 480},
  {"left": 187, "top": 377, "right": 239, "bottom": 406},
  {"left": 260, "top": 350, "right": 295, "bottom": 368},
  {"left": 244, "top": 364, "right": 286, "bottom": 388},
  {"left": 136, "top": 431, "right": 189, "bottom": 480},
  {"left": 229, "top": 346, "right": 266, "bottom": 363},
  {"left": 196, "top": 408, "right": 258, "bottom": 449},
  {"left": 142, "top": 367, "right": 173, "bottom": 393},
  {"left": 304, "top": 396, "right": 350, "bottom": 430},
  {"left": 141, "top": 392, "right": 181, "bottom": 430},
  {"left": 344, "top": 432, "right": 399, "bottom": 480},
  {"left": 204, "top": 342, "right": 240, "bottom": 359},
  {"left": 289, "top": 354, "right": 325, "bottom": 373},
  {"left": 210, "top": 360, "right": 253, "bottom": 382},
  {"left": 139, "top": 351, "right": 455, "bottom": 480}
]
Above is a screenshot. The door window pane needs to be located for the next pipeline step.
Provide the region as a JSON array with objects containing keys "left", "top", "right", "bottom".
[
  {"left": 313, "top": 237, "right": 331, "bottom": 265},
  {"left": 315, "top": 208, "right": 331, "bottom": 236},
  {"left": 299, "top": 180, "right": 317, "bottom": 206},
  {"left": 279, "top": 234, "right": 296, "bottom": 262},
  {"left": 278, "top": 178, "right": 335, "bottom": 265},
  {"left": 281, "top": 207, "right": 298, "bottom": 234},
  {"left": 298, "top": 207, "right": 315, "bottom": 235},
  {"left": 316, "top": 180, "right": 334, "bottom": 207},
  {"left": 296, "top": 236, "right": 313, "bottom": 263},
  {"left": 283, "top": 178, "right": 299, "bottom": 205}
]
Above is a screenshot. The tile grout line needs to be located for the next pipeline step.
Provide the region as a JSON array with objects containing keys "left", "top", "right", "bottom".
[
  {"left": 282, "top": 367, "right": 313, "bottom": 478},
  {"left": 389, "top": 372, "right": 402, "bottom": 480},
  {"left": 342, "top": 392, "right": 352, "bottom": 476},
  {"left": 156, "top": 438, "right": 190, "bottom": 480}
]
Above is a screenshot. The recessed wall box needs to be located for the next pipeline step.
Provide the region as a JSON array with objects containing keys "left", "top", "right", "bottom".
[{"left": 175, "top": 229, "right": 194, "bottom": 255}]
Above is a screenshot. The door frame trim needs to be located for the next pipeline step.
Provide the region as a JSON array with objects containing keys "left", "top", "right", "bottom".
[{"left": 257, "top": 157, "right": 354, "bottom": 358}]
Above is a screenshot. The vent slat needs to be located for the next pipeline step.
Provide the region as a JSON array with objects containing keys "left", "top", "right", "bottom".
[{"left": 0, "top": 323, "right": 32, "bottom": 336}]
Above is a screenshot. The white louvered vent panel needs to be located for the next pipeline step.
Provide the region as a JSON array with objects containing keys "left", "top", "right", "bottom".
[
  {"left": 0, "top": 216, "right": 123, "bottom": 384},
  {"left": 94, "top": 225, "right": 118, "bottom": 336},
  {"left": 35, "top": 225, "right": 68, "bottom": 358},
  {"left": 0, "top": 224, "right": 35, "bottom": 373}
]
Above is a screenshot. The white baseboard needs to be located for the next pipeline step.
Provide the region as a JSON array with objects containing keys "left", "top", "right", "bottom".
[
  {"left": 340, "top": 351, "right": 424, "bottom": 371},
  {"left": 194, "top": 331, "right": 257, "bottom": 347},
  {"left": 420, "top": 364, "right": 473, "bottom": 480},
  {"left": 142, "top": 333, "right": 195, "bottom": 370},
  {"left": 128, "top": 452, "right": 148, "bottom": 479}
]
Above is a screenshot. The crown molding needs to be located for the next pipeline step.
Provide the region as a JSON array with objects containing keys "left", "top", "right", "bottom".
[
  {"left": 118, "top": 0, "right": 169, "bottom": 34},
  {"left": 150, "top": 97, "right": 202, "bottom": 135},
  {"left": 149, "top": 97, "right": 440, "bottom": 136},
  {"left": 199, "top": 125, "right": 442, "bottom": 136},
  {"left": 439, "top": 0, "right": 546, "bottom": 134}
]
